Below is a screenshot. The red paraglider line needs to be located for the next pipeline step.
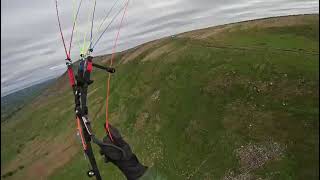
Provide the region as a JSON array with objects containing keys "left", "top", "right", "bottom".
[{"left": 105, "top": 0, "right": 130, "bottom": 141}]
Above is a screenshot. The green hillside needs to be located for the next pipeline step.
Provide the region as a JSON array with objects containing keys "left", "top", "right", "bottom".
[{"left": 1, "top": 14, "right": 319, "bottom": 180}]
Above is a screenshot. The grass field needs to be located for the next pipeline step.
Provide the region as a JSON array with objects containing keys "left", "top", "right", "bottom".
[{"left": 1, "top": 14, "right": 319, "bottom": 180}]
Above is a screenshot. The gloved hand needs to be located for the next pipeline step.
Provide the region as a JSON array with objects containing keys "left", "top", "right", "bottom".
[
  {"left": 94, "top": 124, "right": 133, "bottom": 161},
  {"left": 93, "top": 124, "right": 148, "bottom": 180}
]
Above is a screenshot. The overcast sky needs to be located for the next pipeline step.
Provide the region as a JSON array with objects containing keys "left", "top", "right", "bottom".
[{"left": 1, "top": 0, "right": 319, "bottom": 97}]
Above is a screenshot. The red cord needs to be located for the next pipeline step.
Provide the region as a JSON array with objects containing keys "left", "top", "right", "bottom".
[
  {"left": 105, "top": 0, "right": 130, "bottom": 141},
  {"left": 55, "top": 0, "right": 80, "bottom": 60},
  {"left": 55, "top": 0, "right": 70, "bottom": 59}
]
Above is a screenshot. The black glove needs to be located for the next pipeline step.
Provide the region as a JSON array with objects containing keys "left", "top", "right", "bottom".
[
  {"left": 99, "top": 148, "right": 110, "bottom": 163},
  {"left": 93, "top": 124, "right": 148, "bottom": 180},
  {"left": 102, "top": 124, "right": 133, "bottom": 161},
  {"left": 92, "top": 124, "right": 132, "bottom": 161}
]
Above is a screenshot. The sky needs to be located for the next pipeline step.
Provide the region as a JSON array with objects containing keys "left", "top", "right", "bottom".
[{"left": 1, "top": 0, "right": 319, "bottom": 97}]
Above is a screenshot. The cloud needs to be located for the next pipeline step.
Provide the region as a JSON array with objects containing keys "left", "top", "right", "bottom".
[
  {"left": 1, "top": 0, "right": 319, "bottom": 96},
  {"left": 49, "top": 64, "right": 65, "bottom": 70}
]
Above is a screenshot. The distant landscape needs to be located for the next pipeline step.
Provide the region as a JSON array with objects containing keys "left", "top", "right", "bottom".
[
  {"left": 1, "top": 14, "right": 319, "bottom": 180},
  {"left": 1, "top": 78, "right": 56, "bottom": 122}
]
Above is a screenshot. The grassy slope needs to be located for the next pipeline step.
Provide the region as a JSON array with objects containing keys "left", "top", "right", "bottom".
[{"left": 1, "top": 14, "right": 318, "bottom": 180}]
